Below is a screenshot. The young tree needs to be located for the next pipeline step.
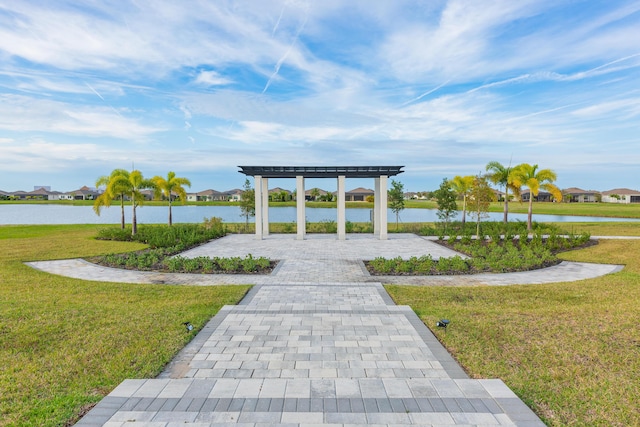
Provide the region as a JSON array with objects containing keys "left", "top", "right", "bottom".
[
  {"left": 110, "top": 170, "right": 156, "bottom": 235},
  {"left": 309, "top": 188, "right": 320, "bottom": 201},
  {"left": 152, "top": 171, "right": 191, "bottom": 226},
  {"left": 239, "top": 178, "right": 255, "bottom": 230},
  {"left": 450, "top": 175, "right": 474, "bottom": 225},
  {"left": 93, "top": 168, "right": 130, "bottom": 229},
  {"left": 485, "top": 161, "right": 520, "bottom": 223},
  {"left": 512, "top": 163, "right": 562, "bottom": 231},
  {"left": 388, "top": 179, "right": 405, "bottom": 230},
  {"left": 433, "top": 178, "right": 458, "bottom": 233},
  {"left": 467, "top": 174, "right": 495, "bottom": 237}
]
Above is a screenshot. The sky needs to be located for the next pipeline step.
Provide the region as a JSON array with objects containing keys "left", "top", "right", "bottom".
[{"left": 1, "top": 0, "right": 639, "bottom": 194}]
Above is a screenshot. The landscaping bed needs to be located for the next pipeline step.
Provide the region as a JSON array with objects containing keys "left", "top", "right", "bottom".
[
  {"left": 366, "top": 231, "right": 594, "bottom": 275},
  {"left": 88, "top": 219, "right": 276, "bottom": 274}
]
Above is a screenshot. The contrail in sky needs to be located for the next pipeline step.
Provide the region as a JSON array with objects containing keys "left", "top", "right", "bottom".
[
  {"left": 272, "top": 5, "right": 285, "bottom": 36},
  {"left": 401, "top": 79, "right": 451, "bottom": 106},
  {"left": 85, "top": 81, "right": 123, "bottom": 117},
  {"left": 263, "top": 6, "right": 309, "bottom": 94},
  {"left": 85, "top": 81, "right": 104, "bottom": 100}
]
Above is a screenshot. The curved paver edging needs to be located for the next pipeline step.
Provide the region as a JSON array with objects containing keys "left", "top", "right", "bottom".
[{"left": 26, "top": 232, "right": 623, "bottom": 286}]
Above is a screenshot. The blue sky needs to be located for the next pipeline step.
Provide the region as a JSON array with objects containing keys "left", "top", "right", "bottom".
[{"left": 1, "top": 0, "right": 639, "bottom": 193}]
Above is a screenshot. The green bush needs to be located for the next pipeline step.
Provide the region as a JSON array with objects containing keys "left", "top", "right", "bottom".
[
  {"left": 367, "top": 230, "right": 591, "bottom": 275},
  {"left": 92, "top": 218, "right": 274, "bottom": 274}
]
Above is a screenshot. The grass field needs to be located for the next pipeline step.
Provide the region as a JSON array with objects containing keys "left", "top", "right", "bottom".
[
  {"left": 2, "top": 222, "right": 639, "bottom": 426},
  {"left": 0, "top": 225, "right": 251, "bottom": 427},
  {"left": 386, "top": 238, "right": 640, "bottom": 426}
]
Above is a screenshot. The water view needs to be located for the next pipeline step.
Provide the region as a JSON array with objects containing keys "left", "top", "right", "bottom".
[{"left": 0, "top": 204, "right": 637, "bottom": 225}]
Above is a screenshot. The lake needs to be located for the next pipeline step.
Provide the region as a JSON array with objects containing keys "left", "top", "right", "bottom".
[{"left": 0, "top": 204, "right": 638, "bottom": 225}]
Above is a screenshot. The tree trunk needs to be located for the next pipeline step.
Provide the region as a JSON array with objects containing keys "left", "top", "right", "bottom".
[
  {"left": 132, "top": 201, "right": 137, "bottom": 236},
  {"left": 120, "top": 197, "right": 125, "bottom": 230},
  {"left": 168, "top": 199, "right": 173, "bottom": 226},
  {"left": 461, "top": 196, "right": 467, "bottom": 225},
  {"left": 527, "top": 196, "right": 533, "bottom": 232},
  {"left": 503, "top": 188, "right": 509, "bottom": 223}
]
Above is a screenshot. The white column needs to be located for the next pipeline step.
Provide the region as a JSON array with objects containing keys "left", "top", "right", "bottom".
[
  {"left": 296, "top": 175, "right": 305, "bottom": 240},
  {"left": 374, "top": 177, "right": 381, "bottom": 236},
  {"left": 254, "top": 175, "right": 263, "bottom": 240},
  {"left": 261, "top": 178, "right": 269, "bottom": 236},
  {"left": 337, "top": 175, "right": 346, "bottom": 240},
  {"left": 379, "top": 175, "right": 388, "bottom": 240}
]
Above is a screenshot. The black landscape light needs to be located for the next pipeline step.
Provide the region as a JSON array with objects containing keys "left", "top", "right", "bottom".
[
  {"left": 436, "top": 319, "right": 450, "bottom": 330},
  {"left": 183, "top": 322, "right": 194, "bottom": 332}
]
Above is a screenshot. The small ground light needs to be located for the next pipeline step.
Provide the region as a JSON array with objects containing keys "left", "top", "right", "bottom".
[
  {"left": 183, "top": 322, "right": 193, "bottom": 332},
  {"left": 436, "top": 319, "right": 450, "bottom": 330}
]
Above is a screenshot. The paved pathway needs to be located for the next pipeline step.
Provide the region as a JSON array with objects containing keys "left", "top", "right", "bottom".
[
  {"left": 30, "top": 234, "right": 623, "bottom": 426},
  {"left": 29, "top": 234, "right": 622, "bottom": 286}
]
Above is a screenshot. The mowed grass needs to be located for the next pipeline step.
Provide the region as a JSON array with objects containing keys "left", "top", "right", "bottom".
[
  {"left": 0, "top": 225, "right": 251, "bottom": 427},
  {"left": 548, "top": 221, "right": 640, "bottom": 236},
  {"left": 386, "top": 238, "right": 640, "bottom": 426}
]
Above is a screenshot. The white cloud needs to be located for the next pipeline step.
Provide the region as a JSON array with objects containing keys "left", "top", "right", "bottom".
[
  {"left": 0, "top": 1, "right": 639, "bottom": 192},
  {"left": 0, "top": 94, "right": 163, "bottom": 140},
  {"left": 194, "top": 70, "right": 232, "bottom": 86}
]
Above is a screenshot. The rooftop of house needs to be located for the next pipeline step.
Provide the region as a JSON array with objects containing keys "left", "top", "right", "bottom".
[{"left": 601, "top": 188, "right": 640, "bottom": 195}]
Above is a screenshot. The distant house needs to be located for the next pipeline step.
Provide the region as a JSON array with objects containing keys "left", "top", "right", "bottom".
[
  {"left": 63, "top": 186, "right": 99, "bottom": 200},
  {"left": 345, "top": 187, "right": 374, "bottom": 202},
  {"left": 140, "top": 189, "right": 156, "bottom": 201},
  {"left": 491, "top": 189, "right": 507, "bottom": 201},
  {"left": 7, "top": 187, "right": 55, "bottom": 200},
  {"left": 225, "top": 189, "right": 243, "bottom": 202},
  {"left": 187, "top": 189, "right": 227, "bottom": 202},
  {"left": 10, "top": 190, "right": 30, "bottom": 200},
  {"left": 563, "top": 187, "right": 600, "bottom": 203},
  {"left": 0, "top": 190, "right": 9, "bottom": 200},
  {"left": 46, "top": 190, "right": 64, "bottom": 201},
  {"left": 305, "top": 187, "right": 328, "bottom": 201},
  {"left": 27, "top": 187, "right": 52, "bottom": 200},
  {"left": 520, "top": 190, "right": 554, "bottom": 202},
  {"left": 270, "top": 187, "right": 292, "bottom": 201},
  {"left": 601, "top": 188, "right": 640, "bottom": 204}
]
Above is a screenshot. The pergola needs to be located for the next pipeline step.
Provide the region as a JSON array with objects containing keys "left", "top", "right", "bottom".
[{"left": 238, "top": 166, "right": 404, "bottom": 240}]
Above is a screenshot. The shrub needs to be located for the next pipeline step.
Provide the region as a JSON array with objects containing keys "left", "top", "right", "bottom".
[
  {"left": 92, "top": 218, "right": 274, "bottom": 274},
  {"left": 366, "top": 227, "right": 591, "bottom": 276}
]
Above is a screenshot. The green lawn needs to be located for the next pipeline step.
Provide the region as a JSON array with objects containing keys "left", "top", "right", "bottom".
[
  {"left": 386, "top": 238, "right": 640, "bottom": 426},
  {"left": 2, "top": 223, "right": 640, "bottom": 426},
  {"left": 0, "top": 225, "right": 251, "bottom": 427}
]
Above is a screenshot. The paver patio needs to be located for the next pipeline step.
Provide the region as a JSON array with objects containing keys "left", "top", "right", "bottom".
[{"left": 32, "top": 233, "right": 622, "bottom": 426}]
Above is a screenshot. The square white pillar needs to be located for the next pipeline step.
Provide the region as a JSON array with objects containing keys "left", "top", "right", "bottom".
[
  {"left": 337, "top": 175, "right": 346, "bottom": 240},
  {"left": 374, "top": 177, "right": 381, "bottom": 235},
  {"left": 379, "top": 175, "right": 388, "bottom": 240},
  {"left": 261, "top": 177, "right": 269, "bottom": 236},
  {"left": 254, "top": 175, "right": 263, "bottom": 240},
  {"left": 296, "top": 175, "right": 305, "bottom": 240}
]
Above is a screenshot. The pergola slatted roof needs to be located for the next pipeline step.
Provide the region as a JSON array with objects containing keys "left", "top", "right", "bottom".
[{"left": 239, "top": 166, "right": 404, "bottom": 178}]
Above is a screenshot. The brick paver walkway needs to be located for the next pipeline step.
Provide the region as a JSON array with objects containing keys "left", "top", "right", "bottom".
[{"left": 30, "top": 234, "right": 622, "bottom": 426}]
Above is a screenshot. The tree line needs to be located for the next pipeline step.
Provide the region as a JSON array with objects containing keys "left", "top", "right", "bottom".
[
  {"left": 93, "top": 169, "right": 191, "bottom": 235},
  {"left": 434, "top": 162, "right": 561, "bottom": 233}
]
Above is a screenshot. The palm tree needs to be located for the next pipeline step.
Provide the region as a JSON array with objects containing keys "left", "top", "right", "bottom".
[
  {"left": 450, "top": 175, "right": 474, "bottom": 225},
  {"left": 485, "top": 161, "right": 521, "bottom": 223},
  {"left": 512, "top": 163, "right": 562, "bottom": 231},
  {"left": 111, "top": 170, "right": 156, "bottom": 235},
  {"left": 93, "top": 168, "right": 130, "bottom": 229},
  {"left": 152, "top": 171, "right": 191, "bottom": 226}
]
